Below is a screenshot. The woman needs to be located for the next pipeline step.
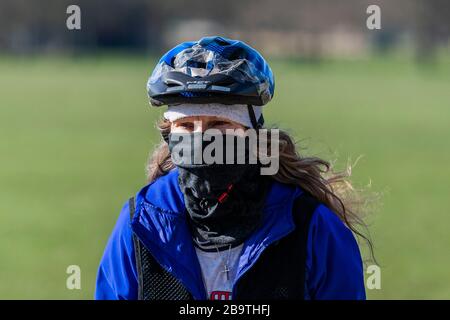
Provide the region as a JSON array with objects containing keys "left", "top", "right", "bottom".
[{"left": 95, "top": 36, "right": 369, "bottom": 300}]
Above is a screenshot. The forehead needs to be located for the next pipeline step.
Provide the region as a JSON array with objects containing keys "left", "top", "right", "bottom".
[{"left": 173, "top": 115, "right": 234, "bottom": 123}]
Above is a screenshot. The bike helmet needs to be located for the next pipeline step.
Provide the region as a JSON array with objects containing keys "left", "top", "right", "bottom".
[{"left": 147, "top": 36, "right": 275, "bottom": 111}]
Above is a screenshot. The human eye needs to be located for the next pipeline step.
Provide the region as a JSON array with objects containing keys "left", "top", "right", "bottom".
[
  {"left": 176, "top": 121, "right": 195, "bottom": 131},
  {"left": 209, "top": 120, "right": 231, "bottom": 129}
]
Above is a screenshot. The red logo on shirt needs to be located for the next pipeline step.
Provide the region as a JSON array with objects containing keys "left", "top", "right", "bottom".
[{"left": 210, "top": 291, "right": 232, "bottom": 300}]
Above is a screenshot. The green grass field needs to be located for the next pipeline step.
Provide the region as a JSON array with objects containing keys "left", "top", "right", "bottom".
[{"left": 0, "top": 54, "right": 449, "bottom": 299}]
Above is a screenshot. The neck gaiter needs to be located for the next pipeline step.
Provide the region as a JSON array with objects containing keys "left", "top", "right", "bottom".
[{"left": 168, "top": 132, "right": 271, "bottom": 251}]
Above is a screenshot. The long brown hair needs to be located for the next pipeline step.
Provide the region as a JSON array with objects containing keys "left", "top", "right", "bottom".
[{"left": 146, "top": 119, "right": 377, "bottom": 263}]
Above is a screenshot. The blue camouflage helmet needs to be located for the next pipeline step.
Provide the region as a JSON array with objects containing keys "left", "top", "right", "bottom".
[{"left": 147, "top": 36, "right": 275, "bottom": 108}]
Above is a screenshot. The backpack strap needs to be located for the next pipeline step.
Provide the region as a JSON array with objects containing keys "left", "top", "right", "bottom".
[
  {"left": 128, "top": 197, "right": 144, "bottom": 300},
  {"left": 291, "top": 191, "right": 320, "bottom": 242},
  {"left": 128, "top": 197, "right": 193, "bottom": 300},
  {"left": 291, "top": 191, "right": 320, "bottom": 298}
]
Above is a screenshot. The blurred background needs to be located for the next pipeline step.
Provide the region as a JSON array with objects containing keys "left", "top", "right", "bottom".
[{"left": 0, "top": 0, "right": 449, "bottom": 299}]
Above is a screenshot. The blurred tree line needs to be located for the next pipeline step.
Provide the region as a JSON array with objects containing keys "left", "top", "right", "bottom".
[{"left": 0, "top": 0, "right": 448, "bottom": 59}]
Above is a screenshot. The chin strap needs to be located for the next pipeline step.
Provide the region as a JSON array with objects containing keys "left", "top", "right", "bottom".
[{"left": 247, "top": 104, "right": 264, "bottom": 129}]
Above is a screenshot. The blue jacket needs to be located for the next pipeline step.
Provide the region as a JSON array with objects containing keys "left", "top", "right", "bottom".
[{"left": 95, "top": 168, "right": 366, "bottom": 300}]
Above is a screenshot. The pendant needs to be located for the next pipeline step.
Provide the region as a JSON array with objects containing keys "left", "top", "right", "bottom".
[{"left": 222, "top": 264, "right": 230, "bottom": 281}]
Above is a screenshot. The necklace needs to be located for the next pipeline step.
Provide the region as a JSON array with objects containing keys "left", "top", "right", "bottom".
[{"left": 215, "top": 244, "right": 233, "bottom": 281}]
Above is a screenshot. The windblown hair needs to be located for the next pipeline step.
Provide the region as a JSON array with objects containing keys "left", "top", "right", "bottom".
[{"left": 146, "top": 119, "right": 376, "bottom": 263}]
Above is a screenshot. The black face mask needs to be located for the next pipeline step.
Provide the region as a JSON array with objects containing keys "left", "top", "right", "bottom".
[{"left": 168, "top": 132, "right": 271, "bottom": 251}]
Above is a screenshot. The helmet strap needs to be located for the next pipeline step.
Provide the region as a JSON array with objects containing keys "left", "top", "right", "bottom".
[{"left": 247, "top": 104, "right": 264, "bottom": 129}]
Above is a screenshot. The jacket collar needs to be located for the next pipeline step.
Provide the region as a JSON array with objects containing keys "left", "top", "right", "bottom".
[{"left": 130, "top": 168, "right": 302, "bottom": 299}]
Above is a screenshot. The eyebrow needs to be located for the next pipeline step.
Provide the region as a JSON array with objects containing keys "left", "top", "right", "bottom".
[
  {"left": 175, "top": 120, "right": 194, "bottom": 125},
  {"left": 209, "top": 119, "right": 230, "bottom": 124}
]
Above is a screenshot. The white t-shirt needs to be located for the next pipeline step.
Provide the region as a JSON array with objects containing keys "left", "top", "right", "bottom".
[{"left": 194, "top": 244, "right": 244, "bottom": 300}]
